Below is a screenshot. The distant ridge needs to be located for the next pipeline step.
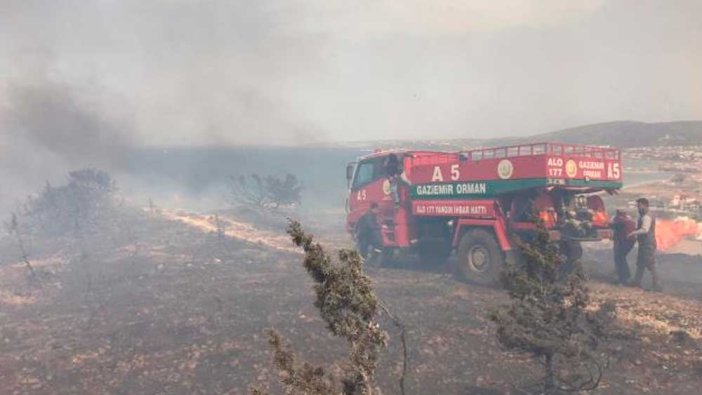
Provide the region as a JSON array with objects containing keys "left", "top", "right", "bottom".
[
  {"left": 520, "top": 120, "right": 702, "bottom": 148},
  {"left": 341, "top": 120, "right": 702, "bottom": 150}
]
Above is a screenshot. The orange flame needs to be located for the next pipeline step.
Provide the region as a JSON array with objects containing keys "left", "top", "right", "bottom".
[
  {"left": 656, "top": 218, "right": 699, "bottom": 251},
  {"left": 539, "top": 211, "right": 555, "bottom": 227},
  {"left": 592, "top": 211, "right": 609, "bottom": 227}
]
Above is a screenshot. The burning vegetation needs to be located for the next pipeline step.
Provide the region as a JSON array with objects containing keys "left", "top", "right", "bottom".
[{"left": 656, "top": 218, "right": 700, "bottom": 251}]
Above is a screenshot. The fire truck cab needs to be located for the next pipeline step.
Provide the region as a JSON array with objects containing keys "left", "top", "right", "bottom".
[{"left": 346, "top": 142, "right": 623, "bottom": 283}]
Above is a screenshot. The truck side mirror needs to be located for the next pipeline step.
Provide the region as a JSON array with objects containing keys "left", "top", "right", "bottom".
[{"left": 346, "top": 162, "right": 356, "bottom": 185}]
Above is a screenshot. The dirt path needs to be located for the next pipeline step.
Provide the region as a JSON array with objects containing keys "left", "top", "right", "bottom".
[{"left": 160, "top": 209, "right": 300, "bottom": 254}]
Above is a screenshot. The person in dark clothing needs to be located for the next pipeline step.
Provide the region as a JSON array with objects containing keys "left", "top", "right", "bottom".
[
  {"left": 356, "top": 202, "right": 383, "bottom": 259},
  {"left": 384, "top": 154, "right": 411, "bottom": 205},
  {"left": 628, "top": 198, "right": 662, "bottom": 291},
  {"left": 610, "top": 209, "right": 636, "bottom": 284}
]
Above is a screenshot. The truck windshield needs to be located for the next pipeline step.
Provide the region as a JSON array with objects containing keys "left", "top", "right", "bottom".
[{"left": 352, "top": 158, "right": 382, "bottom": 189}]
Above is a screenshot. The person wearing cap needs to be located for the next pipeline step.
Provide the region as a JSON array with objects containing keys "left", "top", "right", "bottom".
[
  {"left": 627, "top": 198, "right": 662, "bottom": 291},
  {"left": 610, "top": 209, "right": 636, "bottom": 284}
]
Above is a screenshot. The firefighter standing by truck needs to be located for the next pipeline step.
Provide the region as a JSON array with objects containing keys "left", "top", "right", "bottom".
[
  {"left": 355, "top": 202, "right": 383, "bottom": 260},
  {"left": 610, "top": 209, "right": 636, "bottom": 284},
  {"left": 628, "top": 198, "right": 662, "bottom": 291}
]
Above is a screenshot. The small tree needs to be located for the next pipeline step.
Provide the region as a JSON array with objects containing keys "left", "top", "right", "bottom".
[
  {"left": 228, "top": 173, "right": 302, "bottom": 211},
  {"left": 6, "top": 213, "right": 38, "bottom": 280},
  {"left": 490, "top": 226, "right": 614, "bottom": 394},
  {"left": 253, "top": 221, "right": 389, "bottom": 395},
  {"left": 22, "top": 168, "right": 116, "bottom": 237}
]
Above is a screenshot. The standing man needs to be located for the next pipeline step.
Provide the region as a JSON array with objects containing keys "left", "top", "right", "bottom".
[
  {"left": 628, "top": 198, "right": 662, "bottom": 291},
  {"left": 355, "top": 202, "right": 383, "bottom": 259},
  {"left": 610, "top": 209, "right": 636, "bottom": 284}
]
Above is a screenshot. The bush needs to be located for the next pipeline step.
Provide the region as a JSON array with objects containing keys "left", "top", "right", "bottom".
[
  {"left": 490, "top": 225, "right": 614, "bottom": 394},
  {"left": 253, "top": 220, "right": 389, "bottom": 395},
  {"left": 20, "top": 168, "right": 116, "bottom": 237},
  {"left": 228, "top": 173, "right": 302, "bottom": 211}
]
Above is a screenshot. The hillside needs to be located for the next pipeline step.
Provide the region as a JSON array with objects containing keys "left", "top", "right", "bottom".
[
  {"left": 343, "top": 120, "right": 702, "bottom": 150},
  {"left": 524, "top": 120, "right": 702, "bottom": 148}
]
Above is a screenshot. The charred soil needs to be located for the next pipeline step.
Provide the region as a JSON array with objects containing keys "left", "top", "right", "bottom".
[{"left": 0, "top": 209, "right": 701, "bottom": 394}]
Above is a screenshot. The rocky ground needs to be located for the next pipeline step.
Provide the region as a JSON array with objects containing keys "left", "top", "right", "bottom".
[{"left": 1, "top": 208, "right": 701, "bottom": 394}]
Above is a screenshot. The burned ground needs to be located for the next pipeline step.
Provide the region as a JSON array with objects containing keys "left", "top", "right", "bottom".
[{"left": 1, "top": 209, "right": 701, "bottom": 394}]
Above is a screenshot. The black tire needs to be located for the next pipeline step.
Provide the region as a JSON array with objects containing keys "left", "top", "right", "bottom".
[{"left": 457, "top": 228, "right": 504, "bottom": 284}]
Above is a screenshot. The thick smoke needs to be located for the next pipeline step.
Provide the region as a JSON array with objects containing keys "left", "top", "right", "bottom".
[
  {"left": 2, "top": 0, "right": 701, "bottom": 145},
  {"left": 0, "top": 76, "right": 134, "bottom": 212},
  {"left": 4, "top": 81, "right": 133, "bottom": 166}
]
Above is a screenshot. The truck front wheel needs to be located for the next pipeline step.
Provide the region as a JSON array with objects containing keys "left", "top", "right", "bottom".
[{"left": 457, "top": 229, "right": 504, "bottom": 284}]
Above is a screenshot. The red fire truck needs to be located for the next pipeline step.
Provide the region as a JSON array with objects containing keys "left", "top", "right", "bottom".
[{"left": 345, "top": 142, "right": 623, "bottom": 283}]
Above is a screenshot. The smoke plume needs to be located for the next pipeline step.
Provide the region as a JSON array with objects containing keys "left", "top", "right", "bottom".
[{"left": 0, "top": 75, "right": 134, "bottom": 212}]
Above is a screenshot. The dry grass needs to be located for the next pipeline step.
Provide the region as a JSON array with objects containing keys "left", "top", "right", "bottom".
[{"left": 0, "top": 208, "right": 700, "bottom": 394}]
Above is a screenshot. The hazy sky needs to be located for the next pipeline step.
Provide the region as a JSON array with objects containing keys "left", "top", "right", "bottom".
[{"left": 1, "top": 0, "right": 701, "bottom": 146}]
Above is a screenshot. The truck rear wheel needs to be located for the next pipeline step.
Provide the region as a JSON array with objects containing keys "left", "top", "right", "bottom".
[{"left": 457, "top": 229, "right": 504, "bottom": 284}]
